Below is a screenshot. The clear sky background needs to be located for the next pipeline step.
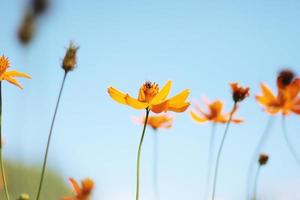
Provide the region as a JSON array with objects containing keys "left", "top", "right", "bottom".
[{"left": 1, "top": 0, "right": 300, "bottom": 200}]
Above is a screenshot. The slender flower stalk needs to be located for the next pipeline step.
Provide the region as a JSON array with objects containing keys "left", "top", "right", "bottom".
[
  {"left": 203, "top": 123, "right": 216, "bottom": 200},
  {"left": 252, "top": 154, "right": 269, "bottom": 200},
  {"left": 246, "top": 117, "right": 274, "bottom": 200},
  {"left": 281, "top": 116, "right": 300, "bottom": 166},
  {"left": 36, "top": 72, "right": 67, "bottom": 200},
  {"left": 211, "top": 82, "right": 249, "bottom": 200},
  {"left": 136, "top": 109, "right": 150, "bottom": 200},
  {"left": 211, "top": 102, "right": 237, "bottom": 200},
  {"left": 153, "top": 130, "right": 159, "bottom": 199},
  {"left": 36, "top": 42, "right": 78, "bottom": 200},
  {"left": 0, "top": 56, "right": 31, "bottom": 200},
  {"left": 0, "top": 83, "right": 10, "bottom": 200},
  {"left": 252, "top": 165, "right": 261, "bottom": 200}
]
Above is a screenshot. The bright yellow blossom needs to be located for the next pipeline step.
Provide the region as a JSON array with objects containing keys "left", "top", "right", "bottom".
[
  {"left": 0, "top": 56, "right": 31, "bottom": 89},
  {"left": 108, "top": 80, "right": 190, "bottom": 113},
  {"left": 256, "top": 70, "right": 300, "bottom": 115},
  {"left": 190, "top": 98, "right": 243, "bottom": 124}
]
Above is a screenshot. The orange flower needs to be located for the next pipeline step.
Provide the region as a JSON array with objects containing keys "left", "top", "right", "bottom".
[
  {"left": 108, "top": 80, "right": 190, "bottom": 113},
  {"left": 0, "top": 56, "right": 31, "bottom": 89},
  {"left": 134, "top": 114, "right": 173, "bottom": 130},
  {"left": 190, "top": 98, "right": 243, "bottom": 124},
  {"left": 231, "top": 83, "right": 250, "bottom": 103},
  {"left": 256, "top": 70, "right": 300, "bottom": 115},
  {"left": 62, "top": 178, "right": 94, "bottom": 200}
]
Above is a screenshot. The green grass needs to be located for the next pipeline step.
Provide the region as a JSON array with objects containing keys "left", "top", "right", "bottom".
[{"left": 0, "top": 160, "right": 70, "bottom": 200}]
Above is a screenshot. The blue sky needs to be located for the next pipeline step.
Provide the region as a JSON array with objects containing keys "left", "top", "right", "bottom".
[{"left": 1, "top": 0, "right": 300, "bottom": 199}]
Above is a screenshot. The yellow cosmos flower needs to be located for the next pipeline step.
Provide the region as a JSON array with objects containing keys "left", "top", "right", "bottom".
[
  {"left": 190, "top": 98, "right": 243, "bottom": 124},
  {"left": 108, "top": 80, "right": 190, "bottom": 113},
  {"left": 256, "top": 70, "right": 300, "bottom": 115},
  {"left": 0, "top": 56, "right": 31, "bottom": 89},
  {"left": 62, "top": 178, "right": 94, "bottom": 200},
  {"left": 134, "top": 114, "right": 173, "bottom": 130}
]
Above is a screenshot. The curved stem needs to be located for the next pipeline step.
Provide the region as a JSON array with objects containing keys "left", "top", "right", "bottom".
[
  {"left": 211, "top": 103, "right": 237, "bottom": 200},
  {"left": 246, "top": 117, "right": 274, "bottom": 200},
  {"left": 204, "top": 123, "right": 217, "bottom": 200},
  {"left": 0, "top": 83, "right": 10, "bottom": 200},
  {"left": 136, "top": 109, "right": 150, "bottom": 200},
  {"left": 281, "top": 116, "right": 300, "bottom": 166},
  {"left": 153, "top": 130, "right": 159, "bottom": 199},
  {"left": 253, "top": 166, "right": 261, "bottom": 200},
  {"left": 36, "top": 72, "right": 68, "bottom": 200}
]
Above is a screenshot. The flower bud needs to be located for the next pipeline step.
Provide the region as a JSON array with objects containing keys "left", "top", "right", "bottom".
[
  {"left": 259, "top": 154, "right": 269, "bottom": 166},
  {"left": 62, "top": 42, "right": 79, "bottom": 72}
]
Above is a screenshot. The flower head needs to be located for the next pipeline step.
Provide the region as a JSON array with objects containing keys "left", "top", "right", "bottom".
[
  {"left": 134, "top": 114, "right": 173, "bottom": 130},
  {"left": 62, "top": 178, "right": 94, "bottom": 200},
  {"left": 256, "top": 70, "right": 300, "bottom": 115},
  {"left": 190, "top": 98, "right": 243, "bottom": 124},
  {"left": 230, "top": 83, "right": 250, "bottom": 103},
  {"left": 259, "top": 154, "right": 269, "bottom": 166},
  {"left": 0, "top": 56, "right": 31, "bottom": 89},
  {"left": 108, "top": 80, "right": 190, "bottom": 113},
  {"left": 62, "top": 42, "right": 79, "bottom": 72},
  {"left": 18, "top": 10, "right": 36, "bottom": 45}
]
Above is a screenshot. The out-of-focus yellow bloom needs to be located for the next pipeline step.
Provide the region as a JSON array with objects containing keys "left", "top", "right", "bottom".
[
  {"left": 230, "top": 83, "right": 250, "bottom": 103},
  {"left": 108, "top": 80, "right": 190, "bottom": 113},
  {"left": 256, "top": 70, "right": 300, "bottom": 115},
  {"left": 190, "top": 98, "right": 243, "bottom": 124},
  {"left": 62, "top": 178, "right": 94, "bottom": 200},
  {"left": 134, "top": 114, "right": 173, "bottom": 130},
  {"left": 0, "top": 56, "right": 31, "bottom": 89}
]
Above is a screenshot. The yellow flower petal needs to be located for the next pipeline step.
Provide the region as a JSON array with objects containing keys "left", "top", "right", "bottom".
[
  {"left": 168, "top": 89, "right": 190, "bottom": 105},
  {"left": 260, "top": 83, "right": 276, "bottom": 101},
  {"left": 168, "top": 102, "right": 190, "bottom": 112},
  {"left": 190, "top": 110, "right": 208, "bottom": 123},
  {"left": 152, "top": 80, "right": 172, "bottom": 104},
  {"left": 107, "top": 87, "right": 127, "bottom": 105},
  {"left": 5, "top": 70, "right": 31, "bottom": 79},
  {"left": 125, "top": 95, "right": 149, "bottom": 110},
  {"left": 151, "top": 100, "right": 169, "bottom": 113},
  {"left": 3, "top": 76, "right": 23, "bottom": 89}
]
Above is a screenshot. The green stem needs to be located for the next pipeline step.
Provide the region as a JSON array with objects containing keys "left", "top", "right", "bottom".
[
  {"left": 253, "top": 165, "right": 261, "bottom": 200},
  {"left": 36, "top": 72, "right": 68, "bottom": 200},
  {"left": 246, "top": 117, "right": 274, "bottom": 200},
  {"left": 204, "top": 123, "right": 217, "bottom": 200},
  {"left": 136, "top": 109, "right": 150, "bottom": 200},
  {"left": 0, "top": 83, "right": 10, "bottom": 200},
  {"left": 153, "top": 130, "right": 159, "bottom": 199},
  {"left": 281, "top": 116, "right": 300, "bottom": 166},
  {"left": 211, "top": 103, "right": 237, "bottom": 200}
]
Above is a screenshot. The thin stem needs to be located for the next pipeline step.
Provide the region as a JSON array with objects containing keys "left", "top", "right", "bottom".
[
  {"left": 0, "top": 83, "right": 10, "bottom": 200},
  {"left": 136, "top": 109, "right": 150, "bottom": 200},
  {"left": 246, "top": 117, "right": 274, "bottom": 200},
  {"left": 153, "top": 130, "right": 159, "bottom": 199},
  {"left": 281, "top": 116, "right": 300, "bottom": 166},
  {"left": 252, "top": 165, "right": 261, "bottom": 200},
  {"left": 204, "top": 123, "right": 217, "bottom": 200},
  {"left": 211, "top": 103, "right": 237, "bottom": 200},
  {"left": 36, "top": 72, "right": 68, "bottom": 200}
]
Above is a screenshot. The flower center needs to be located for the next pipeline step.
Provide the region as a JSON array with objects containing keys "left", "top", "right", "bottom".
[
  {"left": 139, "top": 82, "right": 159, "bottom": 103},
  {"left": 0, "top": 56, "right": 9, "bottom": 76}
]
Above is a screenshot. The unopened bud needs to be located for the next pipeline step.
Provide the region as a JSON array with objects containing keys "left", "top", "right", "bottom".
[{"left": 62, "top": 42, "right": 79, "bottom": 72}]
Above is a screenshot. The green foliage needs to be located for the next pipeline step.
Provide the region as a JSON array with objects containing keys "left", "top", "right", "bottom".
[{"left": 0, "top": 160, "right": 70, "bottom": 200}]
